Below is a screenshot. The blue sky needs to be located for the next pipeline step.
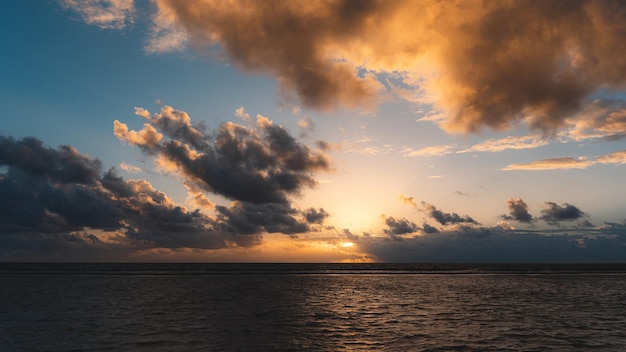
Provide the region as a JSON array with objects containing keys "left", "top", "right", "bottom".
[{"left": 1, "top": 0, "right": 625, "bottom": 262}]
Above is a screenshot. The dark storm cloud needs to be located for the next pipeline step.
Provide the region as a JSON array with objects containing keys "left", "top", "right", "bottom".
[
  {"left": 421, "top": 222, "right": 440, "bottom": 234},
  {"left": 115, "top": 106, "right": 331, "bottom": 205},
  {"left": 540, "top": 202, "right": 586, "bottom": 225},
  {"left": 501, "top": 198, "right": 534, "bottom": 223},
  {"left": 0, "top": 134, "right": 330, "bottom": 259},
  {"left": 356, "top": 225, "right": 626, "bottom": 263},
  {"left": 421, "top": 202, "right": 479, "bottom": 226},
  {"left": 215, "top": 202, "right": 325, "bottom": 236},
  {"left": 151, "top": 0, "right": 626, "bottom": 133},
  {"left": 0, "top": 136, "right": 101, "bottom": 184},
  {"left": 303, "top": 208, "right": 329, "bottom": 225},
  {"left": 382, "top": 216, "right": 419, "bottom": 236},
  {"left": 0, "top": 138, "right": 228, "bottom": 251}
]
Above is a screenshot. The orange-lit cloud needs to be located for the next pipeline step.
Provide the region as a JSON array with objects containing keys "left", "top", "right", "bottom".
[
  {"left": 146, "top": 0, "right": 626, "bottom": 134},
  {"left": 502, "top": 149, "right": 626, "bottom": 170},
  {"left": 502, "top": 157, "right": 593, "bottom": 170},
  {"left": 401, "top": 145, "right": 454, "bottom": 157},
  {"left": 564, "top": 100, "right": 626, "bottom": 141},
  {"left": 61, "top": 0, "right": 134, "bottom": 30},
  {"left": 119, "top": 162, "right": 141, "bottom": 173},
  {"left": 459, "top": 135, "right": 549, "bottom": 153},
  {"left": 113, "top": 121, "right": 163, "bottom": 147},
  {"left": 596, "top": 150, "right": 626, "bottom": 164}
]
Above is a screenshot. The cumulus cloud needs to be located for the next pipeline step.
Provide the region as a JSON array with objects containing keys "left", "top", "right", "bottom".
[
  {"left": 540, "top": 202, "right": 586, "bottom": 225},
  {"left": 60, "top": 0, "right": 134, "bottom": 30},
  {"left": 355, "top": 225, "right": 626, "bottom": 263},
  {"left": 421, "top": 202, "right": 479, "bottom": 226},
  {"left": 1, "top": 128, "right": 331, "bottom": 259},
  {"left": 115, "top": 105, "right": 332, "bottom": 205},
  {"left": 141, "top": 0, "right": 626, "bottom": 134},
  {"left": 0, "top": 136, "right": 228, "bottom": 255},
  {"left": 303, "top": 208, "right": 329, "bottom": 225},
  {"left": 63, "top": 1, "right": 626, "bottom": 134},
  {"left": 501, "top": 198, "right": 534, "bottom": 223},
  {"left": 382, "top": 216, "right": 419, "bottom": 236},
  {"left": 113, "top": 105, "right": 332, "bottom": 245}
]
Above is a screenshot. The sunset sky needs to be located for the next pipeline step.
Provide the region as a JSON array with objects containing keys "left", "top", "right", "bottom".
[{"left": 1, "top": 0, "right": 626, "bottom": 262}]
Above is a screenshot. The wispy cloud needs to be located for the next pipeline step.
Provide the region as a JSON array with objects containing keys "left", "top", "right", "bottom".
[
  {"left": 596, "top": 150, "right": 626, "bottom": 165},
  {"left": 502, "top": 150, "right": 626, "bottom": 170},
  {"left": 502, "top": 157, "right": 593, "bottom": 171},
  {"left": 60, "top": 0, "right": 134, "bottom": 30},
  {"left": 401, "top": 145, "right": 454, "bottom": 157},
  {"left": 344, "top": 137, "right": 395, "bottom": 156},
  {"left": 118, "top": 162, "right": 141, "bottom": 173},
  {"left": 459, "top": 135, "right": 548, "bottom": 153}
]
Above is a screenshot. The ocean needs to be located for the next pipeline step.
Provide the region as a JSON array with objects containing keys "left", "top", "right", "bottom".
[{"left": 1, "top": 263, "right": 625, "bottom": 351}]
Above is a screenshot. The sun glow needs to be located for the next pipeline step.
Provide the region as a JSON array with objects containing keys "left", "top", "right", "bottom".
[{"left": 340, "top": 242, "right": 354, "bottom": 248}]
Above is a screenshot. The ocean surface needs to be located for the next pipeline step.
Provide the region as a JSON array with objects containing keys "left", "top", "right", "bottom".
[{"left": 1, "top": 263, "right": 625, "bottom": 351}]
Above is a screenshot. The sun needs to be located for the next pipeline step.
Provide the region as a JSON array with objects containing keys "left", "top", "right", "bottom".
[{"left": 340, "top": 242, "right": 354, "bottom": 248}]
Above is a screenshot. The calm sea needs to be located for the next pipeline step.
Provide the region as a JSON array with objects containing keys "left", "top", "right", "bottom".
[{"left": 1, "top": 263, "right": 625, "bottom": 351}]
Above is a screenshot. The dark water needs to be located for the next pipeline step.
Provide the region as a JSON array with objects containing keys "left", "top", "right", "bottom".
[{"left": 1, "top": 263, "right": 626, "bottom": 351}]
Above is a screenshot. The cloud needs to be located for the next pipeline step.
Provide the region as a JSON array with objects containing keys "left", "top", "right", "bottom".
[
  {"left": 151, "top": 0, "right": 384, "bottom": 110},
  {"left": 214, "top": 202, "right": 325, "bottom": 237},
  {"left": 563, "top": 99, "right": 626, "bottom": 141},
  {"left": 297, "top": 115, "right": 315, "bottom": 137},
  {"left": 459, "top": 135, "right": 548, "bottom": 153},
  {"left": 502, "top": 149, "right": 626, "bottom": 170},
  {"left": 382, "top": 216, "right": 419, "bottom": 236},
  {"left": 502, "top": 157, "right": 594, "bottom": 170},
  {"left": 355, "top": 225, "right": 626, "bottom": 263},
  {"left": 597, "top": 150, "right": 626, "bottom": 164},
  {"left": 421, "top": 202, "right": 478, "bottom": 226},
  {"left": 303, "top": 208, "right": 329, "bottom": 225},
  {"left": 399, "top": 194, "right": 417, "bottom": 207},
  {"left": 344, "top": 137, "right": 395, "bottom": 156},
  {"left": 182, "top": 179, "right": 214, "bottom": 210},
  {"left": 143, "top": 0, "right": 626, "bottom": 134},
  {"left": 115, "top": 105, "right": 332, "bottom": 205},
  {"left": 540, "top": 202, "right": 586, "bottom": 225},
  {"left": 401, "top": 145, "right": 454, "bottom": 157},
  {"left": 421, "top": 222, "right": 440, "bottom": 234},
  {"left": 60, "top": 0, "right": 134, "bottom": 30},
  {"left": 119, "top": 162, "right": 141, "bottom": 173},
  {"left": 0, "top": 136, "right": 230, "bottom": 255},
  {"left": 1, "top": 124, "right": 332, "bottom": 259},
  {"left": 113, "top": 121, "right": 163, "bottom": 148},
  {"left": 501, "top": 198, "right": 534, "bottom": 223},
  {"left": 144, "top": 1, "right": 188, "bottom": 54}
]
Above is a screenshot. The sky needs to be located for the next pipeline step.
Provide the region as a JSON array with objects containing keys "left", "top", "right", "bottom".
[{"left": 1, "top": 0, "right": 626, "bottom": 262}]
